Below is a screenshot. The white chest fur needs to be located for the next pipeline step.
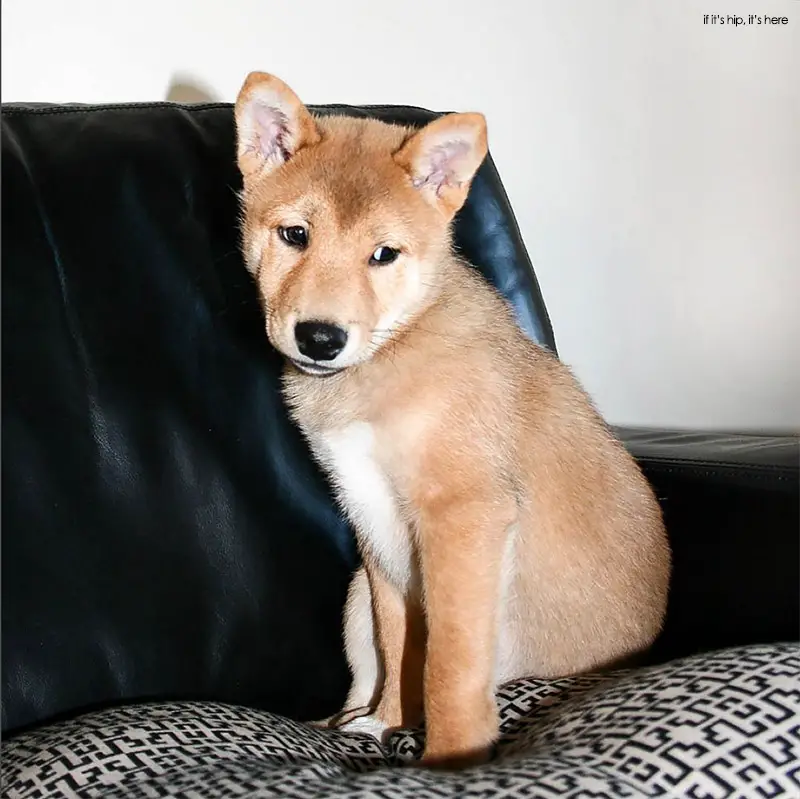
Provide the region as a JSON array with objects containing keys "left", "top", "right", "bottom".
[{"left": 310, "top": 422, "right": 414, "bottom": 592}]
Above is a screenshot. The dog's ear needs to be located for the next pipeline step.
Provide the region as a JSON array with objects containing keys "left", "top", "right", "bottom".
[
  {"left": 234, "top": 72, "right": 321, "bottom": 183},
  {"left": 394, "top": 112, "right": 488, "bottom": 217}
]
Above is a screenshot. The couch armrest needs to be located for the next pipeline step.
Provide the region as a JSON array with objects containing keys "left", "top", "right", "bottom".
[{"left": 616, "top": 427, "right": 799, "bottom": 663}]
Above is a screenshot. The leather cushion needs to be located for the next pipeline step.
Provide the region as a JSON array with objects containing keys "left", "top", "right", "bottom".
[
  {"left": 618, "top": 428, "right": 800, "bottom": 663},
  {"left": 0, "top": 102, "right": 554, "bottom": 734}
]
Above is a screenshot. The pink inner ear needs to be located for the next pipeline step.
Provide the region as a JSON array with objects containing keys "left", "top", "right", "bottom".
[
  {"left": 415, "top": 139, "right": 471, "bottom": 192},
  {"left": 252, "top": 103, "right": 290, "bottom": 162}
]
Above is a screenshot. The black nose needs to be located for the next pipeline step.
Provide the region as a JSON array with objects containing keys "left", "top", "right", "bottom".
[{"left": 294, "top": 321, "right": 348, "bottom": 361}]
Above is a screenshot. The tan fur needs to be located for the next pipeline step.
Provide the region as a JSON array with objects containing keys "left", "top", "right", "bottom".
[{"left": 234, "top": 72, "right": 671, "bottom": 768}]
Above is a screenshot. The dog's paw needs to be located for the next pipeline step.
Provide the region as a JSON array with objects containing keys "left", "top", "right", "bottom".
[
  {"left": 420, "top": 742, "right": 495, "bottom": 770},
  {"left": 310, "top": 704, "right": 373, "bottom": 731},
  {"left": 338, "top": 713, "right": 391, "bottom": 744}
]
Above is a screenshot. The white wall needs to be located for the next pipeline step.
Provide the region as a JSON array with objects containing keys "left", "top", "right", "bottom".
[{"left": 3, "top": 0, "right": 798, "bottom": 432}]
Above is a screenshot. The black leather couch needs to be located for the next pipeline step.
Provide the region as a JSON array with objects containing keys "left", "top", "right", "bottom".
[{"left": 2, "top": 102, "right": 798, "bottom": 797}]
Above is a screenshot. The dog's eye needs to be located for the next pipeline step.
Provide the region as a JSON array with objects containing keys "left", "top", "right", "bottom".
[
  {"left": 279, "top": 226, "right": 308, "bottom": 248},
  {"left": 370, "top": 246, "right": 399, "bottom": 266}
]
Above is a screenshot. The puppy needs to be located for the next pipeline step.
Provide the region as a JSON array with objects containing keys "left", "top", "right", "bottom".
[{"left": 234, "top": 72, "right": 670, "bottom": 768}]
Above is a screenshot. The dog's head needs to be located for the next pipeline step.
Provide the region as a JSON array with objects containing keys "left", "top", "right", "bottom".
[{"left": 234, "top": 72, "right": 487, "bottom": 376}]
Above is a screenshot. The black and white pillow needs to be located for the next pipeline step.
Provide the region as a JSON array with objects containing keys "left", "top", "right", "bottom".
[{"left": 3, "top": 643, "right": 798, "bottom": 798}]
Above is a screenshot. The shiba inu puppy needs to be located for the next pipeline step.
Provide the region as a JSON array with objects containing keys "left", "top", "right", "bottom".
[{"left": 234, "top": 72, "right": 670, "bottom": 768}]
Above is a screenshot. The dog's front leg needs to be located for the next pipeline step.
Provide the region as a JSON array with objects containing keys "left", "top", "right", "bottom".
[
  {"left": 331, "top": 562, "right": 424, "bottom": 742},
  {"left": 368, "top": 563, "right": 425, "bottom": 732},
  {"left": 417, "top": 495, "right": 512, "bottom": 768}
]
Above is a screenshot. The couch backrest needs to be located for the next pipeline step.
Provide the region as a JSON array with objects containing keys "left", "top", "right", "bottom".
[{"left": 1, "top": 102, "right": 554, "bottom": 733}]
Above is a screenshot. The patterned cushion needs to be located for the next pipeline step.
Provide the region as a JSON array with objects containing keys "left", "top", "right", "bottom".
[{"left": 3, "top": 644, "right": 798, "bottom": 798}]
